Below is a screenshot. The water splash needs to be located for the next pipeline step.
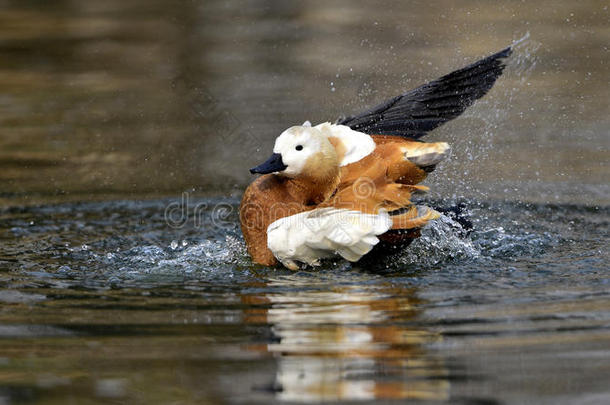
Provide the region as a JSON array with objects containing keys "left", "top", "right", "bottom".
[
  {"left": 391, "top": 214, "right": 480, "bottom": 268},
  {"left": 431, "top": 34, "right": 542, "bottom": 204},
  {"left": 2, "top": 199, "right": 602, "bottom": 290},
  {"left": 87, "top": 234, "right": 252, "bottom": 281}
]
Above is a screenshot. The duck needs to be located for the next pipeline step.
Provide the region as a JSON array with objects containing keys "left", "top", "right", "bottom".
[{"left": 240, "top": 46, "right": 512, "bottom": 269}]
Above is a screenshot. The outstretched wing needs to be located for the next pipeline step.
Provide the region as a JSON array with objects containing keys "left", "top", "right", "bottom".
[
  {"left": 337, "top": 47, "right": 512, "bottom": 139},
  {"left": 267, "top": 208, "right": 392, "bottom": 269}
]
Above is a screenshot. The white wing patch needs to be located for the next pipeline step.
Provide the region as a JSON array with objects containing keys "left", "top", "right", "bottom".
[
  {"left": 267, "top": 208, "right": 392, "bottom": 270},
  {"left": 314, "top": 122, "right": 376, "bottom": 166}
]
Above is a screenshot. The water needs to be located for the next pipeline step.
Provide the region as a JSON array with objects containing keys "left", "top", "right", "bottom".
[
  {"left": 0, "top": 0, "right": 609, "bottom": 404},
  {"left": 1, "top": 0, "right": 608, "bottom": 205},
  {"left": 0, "top": 198, "right": 608, "bottom": 404}
]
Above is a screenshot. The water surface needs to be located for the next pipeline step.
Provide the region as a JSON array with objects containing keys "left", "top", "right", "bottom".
[{"left": 1, "top": 198, "right": 608, "bottom": 404}]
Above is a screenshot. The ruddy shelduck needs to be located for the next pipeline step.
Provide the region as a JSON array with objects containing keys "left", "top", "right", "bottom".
[{"left": 240, "top": 46, "right": 512, "bottom": 269}]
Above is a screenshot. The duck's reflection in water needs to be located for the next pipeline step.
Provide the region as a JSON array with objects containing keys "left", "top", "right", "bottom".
[{"left": 243, "top": 275, "right": 449, "bottom": 402}]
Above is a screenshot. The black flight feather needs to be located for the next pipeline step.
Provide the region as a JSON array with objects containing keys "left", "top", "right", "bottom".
[{"left": 337, "top": 46, "right": 512, "bottom": 139}]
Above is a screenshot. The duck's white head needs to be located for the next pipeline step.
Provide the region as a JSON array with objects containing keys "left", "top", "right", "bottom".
[{"left": 250, "top": 123, "right": 338, "bottom": 179}]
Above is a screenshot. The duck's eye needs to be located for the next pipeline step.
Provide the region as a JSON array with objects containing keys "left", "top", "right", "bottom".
[{"left": 295, "top": 145, "right": 303, "bottom": 151}]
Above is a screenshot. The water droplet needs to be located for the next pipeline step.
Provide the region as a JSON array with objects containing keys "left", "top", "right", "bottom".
[{"left": 58, "top": 265, "right": 71, "bottom": 273}]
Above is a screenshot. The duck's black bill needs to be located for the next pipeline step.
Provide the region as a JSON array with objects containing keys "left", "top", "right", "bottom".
[{"left": 250, "top": 153, "right": 287, "bottom": 174}]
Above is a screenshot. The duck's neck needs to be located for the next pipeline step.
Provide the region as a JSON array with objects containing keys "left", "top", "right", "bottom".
[{"left": 287, "top": 168, "right": 340, "bottom": 206}]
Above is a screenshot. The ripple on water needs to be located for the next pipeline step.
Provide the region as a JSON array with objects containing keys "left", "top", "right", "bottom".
[
  {"left": 0, "top": 197, "right": 608, "bottom": 405},
  {"left": 0, "top": 198, "right": 607, "bottom": 290}
]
